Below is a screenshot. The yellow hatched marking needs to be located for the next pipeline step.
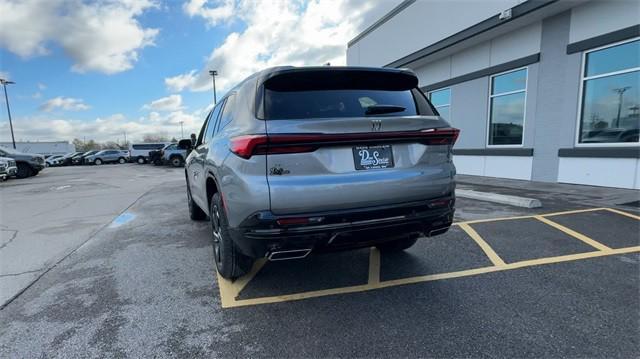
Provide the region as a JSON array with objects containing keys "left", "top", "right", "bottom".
[
  {"left": 456, "top": 207, "right": 607, "bottom": 225},
  {"left": 534, "top": 216, "right": 611, "bottom": 252},
  {"left": 217, "top": 258, "right": 266, "bottom": 307},
  {"left": 458, "top": 223, "right": 506, "bottom": 266},
  {"left": 604, "top": 207, "right": 640, "bottom": 221},
  {"left": 368, "top": 247, "right": 381, "bottom": 284},
  {"left": 220, "top": 246, "right": 640, "bottom": 308}
]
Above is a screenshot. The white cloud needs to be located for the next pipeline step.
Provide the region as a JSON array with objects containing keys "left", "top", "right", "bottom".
[
  {"left": 143, "top": 94, "right": 184, "bottom": 111},
  {"left": 183, "top": 0, "right": 235, "bottom": 26},
  {"left": 32, "top": 92, "right": 42, "bottom": 99},
  {"left": 0, "top": 71, "right": 10, "bottom": 80},
  {"left": 0, "top": 0, "right": 159, "bottom": 74},
  {"left": 165, "top": 70, "right": 199, "bottom": 92},
  {"left": 40, "top": 97, "right": 91, "bottom": 112},
  {"left": 166, "top": 0, "right": 400, "bottom": 93},
  {"left": 37, "top": 83, "right": 47, "bottom": 91},
  {"left": 0, "top": 110, "right": 204, "bottom": 143}
]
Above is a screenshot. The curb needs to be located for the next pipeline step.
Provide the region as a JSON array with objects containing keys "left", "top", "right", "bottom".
[{"left": 456, "top": 189, "right": 542, "bottom": 208}]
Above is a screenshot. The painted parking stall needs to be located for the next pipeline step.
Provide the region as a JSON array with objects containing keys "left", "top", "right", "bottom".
[{"left": 216, "top": 207, "right": 640, "bottom": 308}]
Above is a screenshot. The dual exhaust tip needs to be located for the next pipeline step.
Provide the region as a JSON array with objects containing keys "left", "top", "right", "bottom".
[
  {"left": 267, "top": 227, "right": 449, "bottom": 261},
  {"left": 267, "top": 248, "right": 312, "bottom": 261}
]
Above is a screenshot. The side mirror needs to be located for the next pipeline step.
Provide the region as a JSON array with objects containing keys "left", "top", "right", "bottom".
[{"left": 178, "top": 139, "right": 193, "bottom": 150}]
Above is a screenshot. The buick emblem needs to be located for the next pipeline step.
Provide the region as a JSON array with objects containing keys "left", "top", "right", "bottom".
[{"left": 371, "top": 119, "right": 382, "bottom": 132}]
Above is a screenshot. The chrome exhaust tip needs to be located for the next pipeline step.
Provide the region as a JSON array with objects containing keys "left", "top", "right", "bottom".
[
  {"left": 267, "top": 249, "right": 312, "bottom": 261},
  {"left": 428, "top": 227, "right": 449, "bottom": 237}
]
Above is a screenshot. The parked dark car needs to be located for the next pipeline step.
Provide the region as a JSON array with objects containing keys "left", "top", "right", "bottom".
[
  {"left": 179, "top": 66, "right": 458, "bottom": 279},
  {"left": 71, "top": 150, "right": 99, "bottom": 165},
  {"left": 60, "top": 152, "right": 84, "bottom": 166},
  {"left": 0, "top": 146, "right": 45, "bottom": 178}
]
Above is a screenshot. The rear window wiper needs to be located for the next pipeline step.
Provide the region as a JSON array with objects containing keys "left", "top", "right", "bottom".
[{"left": 365, "top": 104, "right": 406, "bottom": 116}]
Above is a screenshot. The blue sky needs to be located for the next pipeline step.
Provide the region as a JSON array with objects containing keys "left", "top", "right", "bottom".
[{"left": 0, "top": 0, "right": 399, "bottom": 143}]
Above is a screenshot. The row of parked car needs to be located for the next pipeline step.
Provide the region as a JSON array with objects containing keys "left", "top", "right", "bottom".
[{"left": 46, "top": 149, "right": 130, "bottom": 167}]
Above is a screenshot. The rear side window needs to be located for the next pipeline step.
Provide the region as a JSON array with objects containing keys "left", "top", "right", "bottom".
[{"left": 217, "top": 94, "right": 235, "bottom": 132}]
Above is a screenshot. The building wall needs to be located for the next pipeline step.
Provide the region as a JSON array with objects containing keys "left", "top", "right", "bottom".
[
  {"left": 347, "top": 0, "right": 523, "bottom": 67},
  {"left": 348, "top": 0, "right": 640, "bottom": 188}
]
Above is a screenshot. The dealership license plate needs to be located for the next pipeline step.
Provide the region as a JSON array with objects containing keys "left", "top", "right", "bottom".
[{"left": 352, "top": 145, "right": 394, "bottom": 170}]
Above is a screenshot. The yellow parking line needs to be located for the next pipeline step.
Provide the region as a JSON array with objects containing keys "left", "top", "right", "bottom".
[
  {"left": 458, "top": 223, "right": 506, "bottom": 266},
  {"left": 456, "top": 207, "right": 607, "bottom": 225},
  {"left": 534, "top": 216, "right": 611, "bottom": 252},
  {"left": 221, "top": 246, "right": 640, "bottom": 308},
  {"left": 604, "top": 207, "right": 640, "bottom": 221},
  {"left": 368, "top": 248, "right": 381, "bottom": 284},
  {"left": 217, "top": 258, "right": 267, "bottom": 307}
]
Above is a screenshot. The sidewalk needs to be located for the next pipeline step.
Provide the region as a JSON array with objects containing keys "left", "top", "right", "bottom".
[{"left": 456, "top": 175, "right": 640, "bottom": 211}]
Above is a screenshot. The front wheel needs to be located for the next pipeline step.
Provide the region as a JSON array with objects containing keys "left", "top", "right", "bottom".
[
  {"left": 210, "top": 192, "right": 253, "bottom": 279},
  {"left": 136, "top": 156, "right": 146, "bottom": 164},
  {"left": 15, "top": 163, "right": 33, "bottom": 179},
  {"left": 187, "top": 182, "right": 206, "bottom": 221}
]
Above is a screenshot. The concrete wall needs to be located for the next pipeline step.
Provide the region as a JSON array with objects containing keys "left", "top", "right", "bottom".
[
  {"left": 347, "top": 0, "right": 523, "bottom": 67},
  {"left": 410, "top": 22, "right": 542, "bottom": 86},
  {"left": 569, "top": 0, "right": 640, "bottom": 43}
]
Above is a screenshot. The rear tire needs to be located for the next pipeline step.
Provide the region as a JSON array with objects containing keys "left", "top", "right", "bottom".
[
  {"left": 170, "top": 156, "right": 183, "bottom": 167},
  {"left": 118, "top": 157, "right": 126, "bottom": 164},
  {"left": 210, "top": 192, "right": 252, "bottom": 280},
  {"left": 136, "top": 156, "right": 146, "bottom": 164},
  {"left": 16, "top": 163, "right": 33, "bottom": 179},
  {"left": 187, "top": 182, "right": 206, "bottom": 221},
  {"left": 94, "top": 158, "right": 103, "bottom": 165},
  {"left": 376, "top": 235, "right": 419, "bottom": 252}
]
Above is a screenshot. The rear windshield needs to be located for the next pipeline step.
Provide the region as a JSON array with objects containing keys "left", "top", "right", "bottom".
[{"left": 265, "top": 89, "right": 430, "bottom": 120}]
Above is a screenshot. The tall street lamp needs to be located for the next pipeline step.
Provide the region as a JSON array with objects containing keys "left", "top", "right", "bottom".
[
  {"left": 613, "top": 86, "right": 631, "bottom": 128},
  {"left": 0, "top": 78, "right": 16, "bottom": 149},
  {"left": 209, "top": 70, "right": 218, "bottom": 105}
]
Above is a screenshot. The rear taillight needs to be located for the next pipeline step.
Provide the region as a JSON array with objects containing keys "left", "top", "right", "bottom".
[{"left": 230, "top": 127, "right": 459, "bottom": 159}]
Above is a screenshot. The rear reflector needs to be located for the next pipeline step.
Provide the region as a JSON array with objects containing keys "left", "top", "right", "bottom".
[{"left": 230, "top": 127, "right": 459, "bottom": 159}]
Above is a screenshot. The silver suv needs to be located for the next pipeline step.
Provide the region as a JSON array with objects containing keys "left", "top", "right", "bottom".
[
  {"left": 85, "top": 150, "right": 128, "bottom": 165},
  {"left": 179, "top": 67, "right": 458, "bottom": 279}
]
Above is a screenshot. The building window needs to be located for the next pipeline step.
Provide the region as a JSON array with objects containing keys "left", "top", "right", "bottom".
[
  {"left": 488, "top": 68, "right": 527, "bottom": 146},
  {"left": 578, "top": 39, "right": 639, "bottom": 145},
  {"left": 428, "top": 88, "right": 451, "bottom": 121}
]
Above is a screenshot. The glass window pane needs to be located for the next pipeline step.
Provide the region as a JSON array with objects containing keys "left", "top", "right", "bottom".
[
  {"left": 488, "top": 92, "right": 525, "bottom": 145},
  {"left": 492, "top": 69, "right": 527, "bottom": 94},
  {"left": 579, "top": 71, "right": 640, "bottom": 143},
  {"left": 436, "top": 105, "right": 450, "bottom": 121},
  {"left": 265, "top": 89, "right": 418, "bottom": 119},
  {"left": 585, "top": 40, "right": 640, "bottom": 78},
  {"left": 429, "top": 88, "right": 450, "bottom": 107}
]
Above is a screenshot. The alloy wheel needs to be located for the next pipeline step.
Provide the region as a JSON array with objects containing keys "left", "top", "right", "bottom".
[{"left": 211, "top": 203, "right": 222, "bottom": 264}]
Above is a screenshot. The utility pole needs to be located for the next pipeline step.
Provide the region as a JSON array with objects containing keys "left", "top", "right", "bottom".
[
  {"left": 209, "top": 70, "right": 218, "bottom": 105},
  {"left": 179, "top": 121, "right": 184, "bottom": 138},
  {"left": 613, "top": 86, "right": 630, "bottom": 128},
  {"left": 1, "top": 78, "right": 16, "bottom": 149}
]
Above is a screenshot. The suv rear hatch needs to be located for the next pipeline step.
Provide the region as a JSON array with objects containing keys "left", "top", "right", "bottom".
[{"left": 242, "top": 68, "right": 457, "bottom": 214}]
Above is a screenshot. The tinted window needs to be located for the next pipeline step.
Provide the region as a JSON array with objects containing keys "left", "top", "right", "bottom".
[
  {"left": 217, "top": 94, "right": 236, "bottom": 131},
  {"left": 585, "top": 40, "right": 639, "bottom": 78},
  {"left": 488, "top": 69, "right": 528, "bottom": 145},
  {"left": 265, "top": 89, "right": 420, "bottom": 120},
  {"left": 201, "top": 101, "right": 224, "bottom": 145},
  {"left": 578, "top": 39, "right": 639, "bottom": 144}
]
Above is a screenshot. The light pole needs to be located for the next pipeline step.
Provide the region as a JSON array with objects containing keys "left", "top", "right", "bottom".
[
  {"left": 179, "top": 120, "right": 184, "bottom": 138},
  {"left": 1, "top": 78, "right": 16, "bottom": 149},
  {"left": 209, "top": 70, "right": 218, "bottom": 105},
  {"left": 613, "top": 86, "right": 630, "bottom": 128}
]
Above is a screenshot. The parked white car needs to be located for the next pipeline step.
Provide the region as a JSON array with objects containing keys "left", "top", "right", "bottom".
[
  {"left": 0, "top": 156, "right": 18, "bottom": 180},
  {"left": 129, "top": 143, "right": 168, "bottom": 164}
]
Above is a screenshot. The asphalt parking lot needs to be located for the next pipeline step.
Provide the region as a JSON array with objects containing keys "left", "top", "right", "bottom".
[{"left": 0, "top": 166, "right": 639, "bottom": 358}]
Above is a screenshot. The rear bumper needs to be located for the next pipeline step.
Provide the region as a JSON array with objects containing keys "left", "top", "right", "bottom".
[{"left": 229, "top": 195, "right": 455, "bottom": 258}]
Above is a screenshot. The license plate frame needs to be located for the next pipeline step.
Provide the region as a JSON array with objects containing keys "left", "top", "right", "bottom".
[{"left": 352, "top": 145, "right": 394, "bottom": 170}]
